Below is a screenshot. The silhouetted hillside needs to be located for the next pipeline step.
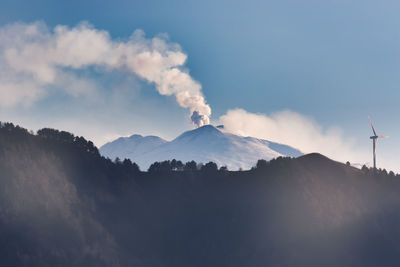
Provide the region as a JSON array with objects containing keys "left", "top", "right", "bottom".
[{"left": 0, "top": 122, "right": 400, "bottom": 266}]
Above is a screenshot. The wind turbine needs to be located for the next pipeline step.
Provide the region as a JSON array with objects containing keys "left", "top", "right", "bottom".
[{"left": 368, "top": 116, "right": 388, "bottom": 170}]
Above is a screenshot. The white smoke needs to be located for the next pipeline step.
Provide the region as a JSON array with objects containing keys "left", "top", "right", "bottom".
[
  {"left": 0, "top": 21, "right": 211, "bottom": 126},
  {"left": 219, "top": 108, "right": 369, "bottom": 165}
]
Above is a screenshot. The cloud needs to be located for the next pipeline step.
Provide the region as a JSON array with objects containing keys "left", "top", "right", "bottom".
[
  {"left": 0, "top": 21, "right": 210, "bottom": 126},
  {"left": 218, "top": 108, "right": 369, "bottom": 164},
  {"left": 0, "top": 22, "right": 382, "bottom": 170}
]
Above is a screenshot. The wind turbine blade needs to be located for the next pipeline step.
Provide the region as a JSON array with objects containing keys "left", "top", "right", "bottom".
[
  {"left": 379, "top": 136, "right": 388, "bottom": 138},
  {"left": 368, "top": 116, "right": 377, "bottom": 136}
]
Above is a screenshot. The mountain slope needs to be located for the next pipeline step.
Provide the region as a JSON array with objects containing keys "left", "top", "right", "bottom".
[
  {"left": 100, "top": 125, "right": 303, "bottom": 170},
  {"left": 100, "top": 134, "right": 167, "bottom": 161},
  {"left": 1, "top": 122, "right": 400, "bottom": 266}
]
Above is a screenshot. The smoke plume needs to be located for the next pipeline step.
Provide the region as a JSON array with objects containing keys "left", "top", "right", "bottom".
[
  {"left": 190, "top": 111, "right": 210, "bottom": 127},
  {"left": 0, "top": 22, "right": 211, "bottom": 126}
]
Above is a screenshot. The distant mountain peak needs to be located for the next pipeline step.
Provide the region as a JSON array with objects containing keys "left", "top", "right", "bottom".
[
  {"left": 192, "top": 124, "right": 219, "bottom": 132},
  {"left": 175, "top": 124, "right": 223, "bottom": 140},
  {"left": 100, "top": 126, "right": 303, "bottom": 170},
  {"left": 128, "top": 134, "right": 143, "bottom": 139}
]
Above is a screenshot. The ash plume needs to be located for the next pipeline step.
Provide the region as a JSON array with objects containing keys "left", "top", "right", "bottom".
[
  {"left": 190, "top": 111, "right": 210, "bottom": 127},
  {"left": 0, "top": 22, "right": 211, "bottom": 126}
]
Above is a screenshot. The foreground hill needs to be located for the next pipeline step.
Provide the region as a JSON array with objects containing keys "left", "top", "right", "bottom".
[
  {"left": 100, "top": 125, "right": 303, "bottom": 170},
  {"left": 0, "top": 122, "right": 400, "bottom": 266}
]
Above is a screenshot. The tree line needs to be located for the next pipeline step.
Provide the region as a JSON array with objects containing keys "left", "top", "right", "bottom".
[{"left": 0, "top": 121, "right": 398, "bottom": 178}]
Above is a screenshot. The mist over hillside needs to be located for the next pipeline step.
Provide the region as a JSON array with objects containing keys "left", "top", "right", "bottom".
[{"left": 1, "top": 122, "right": 400, "bottom": 266}]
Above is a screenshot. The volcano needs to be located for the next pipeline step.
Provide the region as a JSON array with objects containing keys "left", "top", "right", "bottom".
[{"left": 100, "top": 125, "right": 303, "bottom": 170}]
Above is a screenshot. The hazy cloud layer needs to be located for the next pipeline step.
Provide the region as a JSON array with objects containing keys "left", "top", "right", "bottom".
[
  {"left": 219, "top": 109, "right": 370, "bottom": 165},
  {"left": 0, "top": 21, "right": 211, "bottom": 126}
]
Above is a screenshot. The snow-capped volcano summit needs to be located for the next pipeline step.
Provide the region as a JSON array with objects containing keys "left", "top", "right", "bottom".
[{"left": 100, "top": 125, "right": 303, "bottom": 170}]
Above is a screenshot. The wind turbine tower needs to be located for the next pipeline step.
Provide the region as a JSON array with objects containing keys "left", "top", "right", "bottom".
[{"left": 368, "top": 117, "right": 388, "bottom": 170}]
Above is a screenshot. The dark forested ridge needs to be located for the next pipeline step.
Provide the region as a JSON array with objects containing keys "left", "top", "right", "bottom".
[{"left": 1, "top": 122, "right": 400, "bottom": 266}]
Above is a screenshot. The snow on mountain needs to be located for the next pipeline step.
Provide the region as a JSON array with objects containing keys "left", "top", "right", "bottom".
[
  {"left": 100, "top": 134, "right": 167, "bottom": 161},
  {"left": 100, "top": 125, "right": 303, "bottom": 170}
]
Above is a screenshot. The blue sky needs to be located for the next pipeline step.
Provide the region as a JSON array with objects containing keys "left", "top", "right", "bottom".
[{"left": 0, "top": 0, "right": 399, "bottom": 170}]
